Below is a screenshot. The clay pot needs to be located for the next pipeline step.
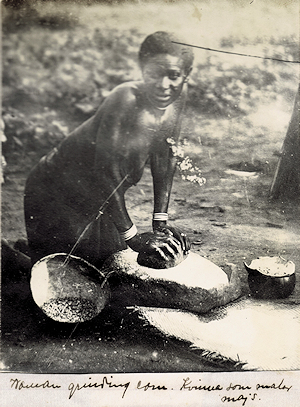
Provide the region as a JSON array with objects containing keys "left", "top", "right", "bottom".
[{"left": 244, "top": 256, "right": 296, "bottom": 299}]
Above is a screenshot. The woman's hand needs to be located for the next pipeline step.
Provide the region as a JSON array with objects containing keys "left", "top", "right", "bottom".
[
  {"left": 126, "top": 230, "right": 182, "bottom": 261},
  {"left": 153, "top": 225, "right": 190, "bottom": 255}
]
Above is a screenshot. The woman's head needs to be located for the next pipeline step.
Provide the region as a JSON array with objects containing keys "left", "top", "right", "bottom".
[
  {"left": 139, "top": 31, "right": 194, "bottom": 73},
  {"left": 139, "top": 32, "right": 194, "bottom": 109}
]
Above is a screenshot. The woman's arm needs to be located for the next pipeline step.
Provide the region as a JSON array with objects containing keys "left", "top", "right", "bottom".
[
  {"left": 150, "top": 141, "right": 177, "bottom": 229},
  {"left": 150, "top": 87, "right": 190, "bottom": 253},
  {"left": 150, "top": 85, "right": 187, "bottom": 230},
  {"left": 93, "top": 85, "right": 138, "bottom": 234},
  {"left": 150, "top": 137, "right": 190, "bottom": 255}
]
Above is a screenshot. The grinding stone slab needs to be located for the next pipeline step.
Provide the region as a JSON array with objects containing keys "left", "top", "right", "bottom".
[{"left": 104, "top": 249, "right": 242, "bottom": 313}]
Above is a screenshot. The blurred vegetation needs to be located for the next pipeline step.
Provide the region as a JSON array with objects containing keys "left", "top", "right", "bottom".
[{"left": 2, "top": 0, "right": 80, "bottom": 30}]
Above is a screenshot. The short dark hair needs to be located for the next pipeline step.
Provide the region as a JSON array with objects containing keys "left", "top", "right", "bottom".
[{"left": 139, "top": 31, "right": 194, "bottom": 72}]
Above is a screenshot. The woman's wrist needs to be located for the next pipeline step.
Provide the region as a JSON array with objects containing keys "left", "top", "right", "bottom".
[
  {"left": 120, "top": 225, "right": 142, "bottom": 252},
  {"left": 126, "top": 233, "right": 142, "bottom": 252},
  {"left": 152, "top": 212, "right": 168, "bottom": 231},
  {"left": 119, "top": 224, "right": 138, "bottom": 241},
  {"left": 153, "top": 212, "right": 168, "bottom": 222},
  {"left": 152, "top": 220, "right": 167, "bottom": 230}
]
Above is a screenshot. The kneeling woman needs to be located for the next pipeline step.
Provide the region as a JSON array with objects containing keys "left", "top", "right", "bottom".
[{"left": 24, "top": 31, "right": 193, "bottom": 268}]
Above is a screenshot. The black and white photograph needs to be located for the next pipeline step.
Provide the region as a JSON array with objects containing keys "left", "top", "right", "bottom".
[{"left": 1, "top": 0, "right": 299, "bottom": 405}]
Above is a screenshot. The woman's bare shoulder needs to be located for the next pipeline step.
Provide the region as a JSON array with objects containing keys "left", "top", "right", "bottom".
[
  {"left": 91, "top": 81, "right": 144, "bottom": 125},
  {"left": 106, "top": 81, "right": 144, "bottom": 107}
]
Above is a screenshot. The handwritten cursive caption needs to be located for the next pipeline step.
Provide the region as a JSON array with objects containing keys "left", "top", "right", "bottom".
[{"left": 9, "top": 375, "right": 293, "bottom": 405}]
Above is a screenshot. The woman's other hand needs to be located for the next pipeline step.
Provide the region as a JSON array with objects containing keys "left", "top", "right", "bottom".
[{"left": 153, "top": 225, "right": 190, "bottom": 255}]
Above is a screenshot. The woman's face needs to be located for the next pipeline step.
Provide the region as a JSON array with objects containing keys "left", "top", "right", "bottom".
[{"left": 142, "top": 54, "right": 190, "bottom": 109}]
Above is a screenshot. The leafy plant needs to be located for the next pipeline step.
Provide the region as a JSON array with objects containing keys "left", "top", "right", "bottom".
[{"left": 167, "top": 138, "right": 206, "bottom": 186}]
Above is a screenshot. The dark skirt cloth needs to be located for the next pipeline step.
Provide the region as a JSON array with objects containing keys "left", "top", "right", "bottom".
[{"left": 24, "top": 155, "right": 127, "bottom": 268}]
